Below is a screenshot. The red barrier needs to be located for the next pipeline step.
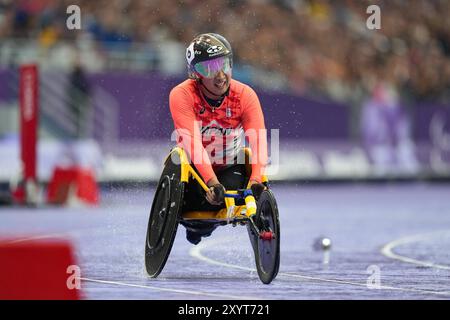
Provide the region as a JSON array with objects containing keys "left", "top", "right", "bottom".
[
  {"left": 19, "top": 64, "right": 38, "bottom": 182},
  {"left": 0, "top": 239, "right": 81, "bottom": 300},
  {"left": 11, "top": 65, "right": 39, "bottom": 205},
  {"left": 47, "top": 166, "right": 99, "bottom": 205}
]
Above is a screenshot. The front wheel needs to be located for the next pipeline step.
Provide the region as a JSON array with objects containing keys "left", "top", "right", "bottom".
[{"left": 247, "top": 190, "right": 280, "bottom": 284}]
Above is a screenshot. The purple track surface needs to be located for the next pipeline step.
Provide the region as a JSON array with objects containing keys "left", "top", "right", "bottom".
[{"left": 1, "top": 183, "right": 450, "bottom": 299}]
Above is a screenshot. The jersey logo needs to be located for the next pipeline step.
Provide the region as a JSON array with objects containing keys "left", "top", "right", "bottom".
[{"left": 201, "top": 120, "right": 235, "bottom": 136}]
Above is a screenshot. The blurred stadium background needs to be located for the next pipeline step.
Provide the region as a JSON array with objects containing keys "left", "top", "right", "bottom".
[
  {"left": 1, "top": 0, "right": 449, "bottom": 186},
  {"left": 1, "top": 0, "right": 450, "bottom": 301}
]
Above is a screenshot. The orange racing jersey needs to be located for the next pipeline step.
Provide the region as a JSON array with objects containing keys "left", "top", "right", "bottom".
[{"left": 169, "top": 79, "right": 268, "bottom": 184}]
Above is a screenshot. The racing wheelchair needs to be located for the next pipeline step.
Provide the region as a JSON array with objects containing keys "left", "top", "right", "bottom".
[{"left": 144, "top": 147, "right": 280, "bottom": 284}]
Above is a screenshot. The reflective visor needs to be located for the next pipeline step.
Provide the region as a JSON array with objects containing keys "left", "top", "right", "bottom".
[{"left": 193, "top": 56, "right": 232, "bottom": 78}]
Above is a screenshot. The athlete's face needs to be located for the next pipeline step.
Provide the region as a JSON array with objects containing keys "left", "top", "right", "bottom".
[{"left": 200, "top": 70, "right": 231, "bottom": 97}]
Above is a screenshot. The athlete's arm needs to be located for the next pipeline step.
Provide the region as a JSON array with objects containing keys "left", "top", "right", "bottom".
[
  {"left": 241, "top": 85, "right": 268, "bottom": 183},
  {"left": 169, "top": 87, "right": 217, "bottom": 185}
]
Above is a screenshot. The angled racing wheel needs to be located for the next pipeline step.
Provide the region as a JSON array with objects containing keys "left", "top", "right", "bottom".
[{"left": 145, "top": 152, "right": 184, "bottom": 277}]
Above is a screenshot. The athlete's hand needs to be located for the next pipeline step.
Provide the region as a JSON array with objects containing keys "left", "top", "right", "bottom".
[
  {"left": 206, "top": 184, "right": 225, "bottom": 205},
  {"left": 206, "top": 177, "right": 225, "bottom": 205},
  {"left": 248, "top": 180, "right": 265, "bottom": 201}
]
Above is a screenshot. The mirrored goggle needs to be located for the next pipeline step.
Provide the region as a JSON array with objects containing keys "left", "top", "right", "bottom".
[{"left": 194, "top": 56, "right": 232, "bottom": 78}]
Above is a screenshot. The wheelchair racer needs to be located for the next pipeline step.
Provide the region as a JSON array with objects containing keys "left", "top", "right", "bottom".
[{"left": 169, "top": 33, "right": 268, "bottom": 244}]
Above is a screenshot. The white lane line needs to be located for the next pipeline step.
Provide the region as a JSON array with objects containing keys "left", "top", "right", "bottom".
[
  {"left": 381, "top": 230, "right": 450, "bottom": 271},
  {"left": 6, "top": 226, "right": 107, "bottom": 244},
  {"left": 80, "top": 277, "right": 257, "bottom": 300},
  {"left": 190, "top": 236, "right": 450, "bottom": 297},
  {"left": 8, "top": 233, "right": 70, "bottom": 243}
]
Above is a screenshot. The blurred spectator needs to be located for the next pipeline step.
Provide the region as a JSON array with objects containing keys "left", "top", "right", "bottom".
[
  {"left": 361, "top": 78, "right": 419, "bottom": 175},
  {"left": 0, "top": 0, "right": 449, "bottom": 104},
  {"left": 67, "top": 55, "right": 91, "bottom": 139}
]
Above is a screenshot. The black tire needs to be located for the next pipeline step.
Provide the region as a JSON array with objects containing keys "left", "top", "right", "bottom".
[
  {"left": 248, "top": 190, "right": 280, "bottom": 284},
  {"left": 145, "top": 152, "right": 184, "bottom": 278}
]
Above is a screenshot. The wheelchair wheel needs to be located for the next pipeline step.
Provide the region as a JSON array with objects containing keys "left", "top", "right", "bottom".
[
  {"left": 247, "top": 189, "right": 280, "bottom": 284},
  {"left": 145, "top": 153, "right": 184, "bottom": 278}
]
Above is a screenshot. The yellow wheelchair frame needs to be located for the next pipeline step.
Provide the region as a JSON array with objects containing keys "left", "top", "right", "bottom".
[{"left": 167, "top": 146, "right": 268, "bottom": 223}]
